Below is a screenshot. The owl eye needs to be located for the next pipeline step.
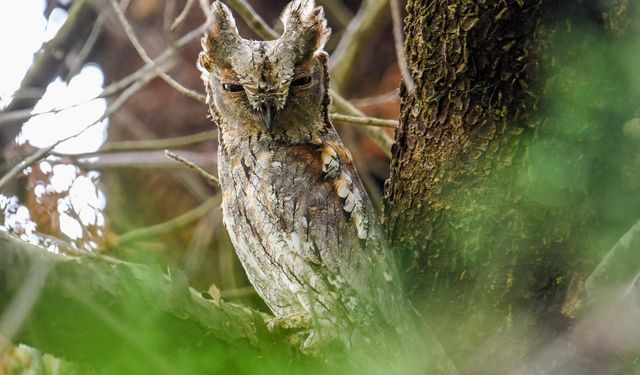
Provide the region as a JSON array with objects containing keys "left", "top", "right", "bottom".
[
  {"left": 222, "top": 83, "right": 244, "bottom": 92},
  {"left": 290, "top": 76, "right": 312, "bottom": 87}
]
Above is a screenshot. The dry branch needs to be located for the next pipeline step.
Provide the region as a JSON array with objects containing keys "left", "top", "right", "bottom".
[
  {"left": 74, "top": 150, "right": 215, "bottom": 170},
  {"left": 109, "top": 0, "right": 206, "bottom": 102},
  {"left": 0, "top": 55, "right": 160, "bottom": 190},
  {"left": 0, "top": 21, "right": 207, "bottom": 128},
  {"left": 165, "top": 150, "right": 220, "bottom": 186},
  {"left": 58, "top": 130, "right": 217, "bottom": 158},
  {"left": 389, "top": 0, "right": 415, "bottom": 93},
  {"left": 0, "top": 0, "right": 99, "bottom": 149},
  {"left": 329, "top": 0, "right": 389, "bottom": 90},
  {"left": 330, "top": 113, "right": 397, "bottom": 128},
  {"left": 116, "top": 195, "right": 220, "bottom": 247},
  {"left": 317, "top": 0, "right": 353, "bottom": 27}
]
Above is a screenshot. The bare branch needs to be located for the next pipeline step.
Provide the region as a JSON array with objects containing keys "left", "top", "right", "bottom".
[
  {"left": 171, "top": 0, "right": 197, "bottom": 31},
  {"left": 198, "top": 0, "right": 214, "bottom": 24},
  {"left": 56, "top": 130, "right": 217, "bottom": 158},
  {"left": 73, "top": 150, "right": 215, "bottom": 170},
  {"left": 389, "top": 0, "right": 415, "bottom": 93},
  {"left": 165, "top": 150, "right": 220, "bottom": 186},
  {"left": 117, "top": 195, "right": 220, "bottom": 247},
  {"left": 330, "top": 113, "right": 397, "bottom": 128},
  {"left": 350, "top": 89, "right": 399, "bottom": 107},
  {"left": 0, "top": 21, "right": 208, "bottom": 127},
  {"left": 331, "top": 93, "right": 394, "bottom": 157},
  {"left": 102, "top": 21, "right": 210, "bottom": 98},
  {"left": 224, "top": 0, "right": 279, "bottom": 40},
  {"left": 109, "top": 0, "right": 206, "bottom": 102},
  {"left": 0, "top": 0, "right": 99, "bottom": 146},
  {"left": 163, "top": 0, "right": 178, "bottom": 42},
  {"left": 0, "top": 146, "right": 54, "bottom": 191},
  {"left": 317, "top": 0, "right": 354, "bottom": 28},
  {"left": 67, "top": 12, "right": 106, "bottom": 79},
  {"left": 0, "top": 57, "right": 159, "bottom": 190},
  {"left": 329, "top": 0, "right": 389, "bottom": 90}
]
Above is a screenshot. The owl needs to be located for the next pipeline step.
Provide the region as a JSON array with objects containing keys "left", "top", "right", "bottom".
[{"left": 197, "top": 0, "right": 405, "bottom": 354}]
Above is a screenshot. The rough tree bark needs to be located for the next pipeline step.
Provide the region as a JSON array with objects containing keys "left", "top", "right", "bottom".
[{"left": 385, "top": 0, "right": 640, "bottom": 371}]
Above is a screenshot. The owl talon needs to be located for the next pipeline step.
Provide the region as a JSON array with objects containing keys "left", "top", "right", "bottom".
[
  {"left": 268, "top": 313, "right": 319, "bottom": 355},
  {"left": 268, "top": 313, "right": 346, "bottom": 356},
  {"left": 267, "top": 312, "right": 313, "bottom": 334}
]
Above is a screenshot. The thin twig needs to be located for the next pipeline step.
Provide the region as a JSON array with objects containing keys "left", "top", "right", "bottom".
[
  {"left": 389, "top": 0, "right": 415, "bottom": 93},
  {"left": 330, "top": 92, "right": 394, "bottom": 157},
  {"left": 171, "top": 0, "right": 196, "bottom": 31},
  {"left": 225, "top": 0, "right": 279, "bottom": 40},
  {"left": 0, "top": 0, "right": 97, "bottom": 142},
  {"left": 317, "top": 0, "right": 353, "bottom": 28},
  {"left": 165, "top": 150, "right": 220, "bottom": 186},
  {"left": 330, "top": 113, "right": 397, "bottom": 128},
  {"left": 67, "top": 12, "right": 106, "bottom": 79},
  {"left": 73, "top": 151, "right": 215, "bottom": 170},
  {"left": 109, "top": 0, "right": 206, "bottom": 103},
  {"left": 163, "top": 0, "right": 177, "bottom": 43},
  {"left": 102, "top": 22, "right": 209, "bottom": 98},
  {"left": 198, "top": 0, "right": 214, "bottom": 25},
  {"left": 117, "top": 195, "right": 220, "bottom": 247},
  {"left": 0, "top": 59, "right": 158, "bottom": 191},
  {"left": 329, "top": 0, "right": 390, "bottom": 90},
  {"left": 0, "top": 147, "right": 54, "bottom": 191},
  {"left": 351, "top": 89, "right": 400, "bottom": 107},
  {"left": 56, "top": 130, "right": 217, "bottom": 158},
  {"left": 0, "top": 21, "right": 208, "bottom": 126},
  {"left": 0, "top": 99, "right": 106, "bottom": 126}
]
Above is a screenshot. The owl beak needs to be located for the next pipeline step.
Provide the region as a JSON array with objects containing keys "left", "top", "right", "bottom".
[{"left": 259, "top": 103, "right": 278, "bottom": 132}]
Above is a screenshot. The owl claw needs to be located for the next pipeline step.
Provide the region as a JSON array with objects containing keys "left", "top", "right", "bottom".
[
  {"left": 267, "top": 312, "right": 313, "bottom": 334},
  {"left": 267, "top": 313, "right": 320, "bottom": 355},
  {"left": 267, "top": 313, "right": 345, "bottom": 356}
]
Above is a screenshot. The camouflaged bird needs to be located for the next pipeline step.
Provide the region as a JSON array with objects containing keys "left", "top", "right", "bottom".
[{"left": 197, "top": 0, "right": 405, "bottom": 354}]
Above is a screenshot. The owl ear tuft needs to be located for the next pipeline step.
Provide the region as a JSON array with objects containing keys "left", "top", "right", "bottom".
[
  {"left": 199, "top": 1, "right": 241, "bottom": 70},
  {"left": 280, "top": 0, "right": 331, "bottom": 59}
]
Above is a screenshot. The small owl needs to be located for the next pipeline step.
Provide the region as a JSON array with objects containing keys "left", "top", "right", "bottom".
[{"left": 198, "top": 0, "right": 404, "bottom": 354}]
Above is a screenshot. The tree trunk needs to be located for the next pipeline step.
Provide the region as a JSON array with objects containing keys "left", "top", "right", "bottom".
[{"left": 385, "top": 0, "right": 640, "bottom": 370}]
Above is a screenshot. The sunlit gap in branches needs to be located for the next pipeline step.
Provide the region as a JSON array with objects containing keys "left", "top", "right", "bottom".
[{"left": 0, "top": 0, "right": 109, "bottom": 252}]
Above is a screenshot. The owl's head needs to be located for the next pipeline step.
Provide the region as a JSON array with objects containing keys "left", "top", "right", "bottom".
[{"left": 198, "top": 0, "right": 331, "bottom": 137}]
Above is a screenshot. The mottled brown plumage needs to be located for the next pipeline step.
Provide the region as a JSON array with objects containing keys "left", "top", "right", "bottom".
[{"left": 198, "top": 0, "right": 404, "bottom": 353}]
